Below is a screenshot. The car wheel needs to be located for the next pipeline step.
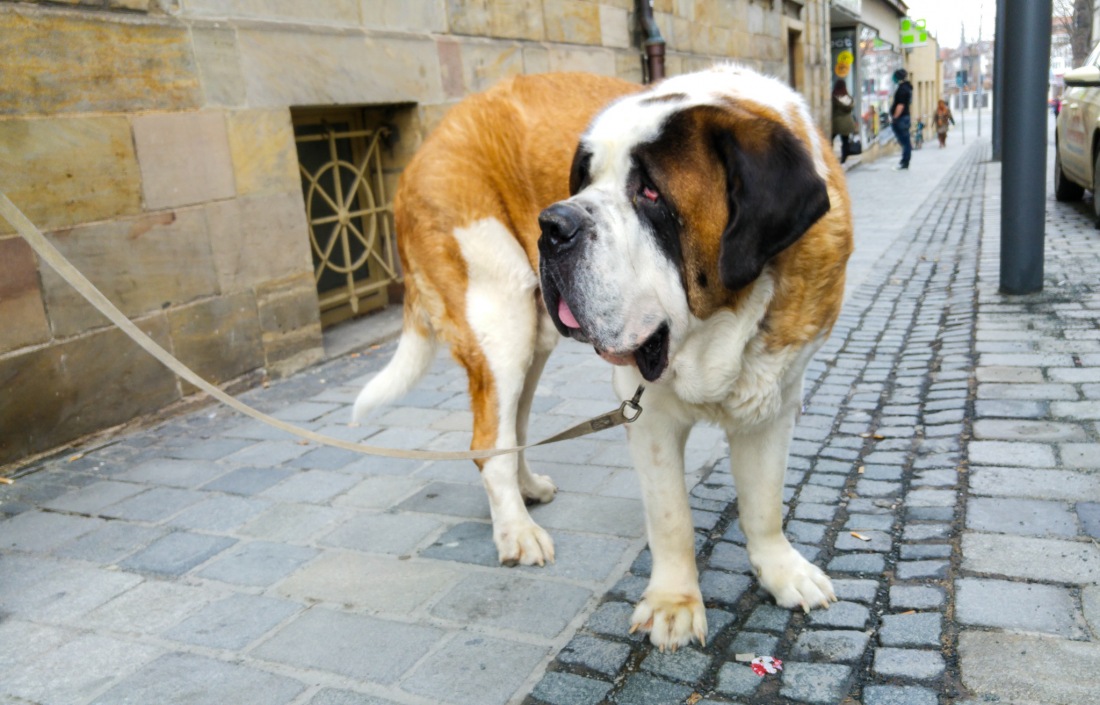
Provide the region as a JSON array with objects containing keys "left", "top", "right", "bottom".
[{"left": 1055, "top": 147, "right": 1084, "bottom": 201}]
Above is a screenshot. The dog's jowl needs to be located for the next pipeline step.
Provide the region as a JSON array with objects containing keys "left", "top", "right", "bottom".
[{"left": 354, "top": 65, "right": 853, "bottom": 651}]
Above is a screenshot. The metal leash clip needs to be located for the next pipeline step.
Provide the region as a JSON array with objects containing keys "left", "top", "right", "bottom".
[
  {"left": 532, "top": 385, "right": 645, "bottom": 447},
  {"left": 620, "top": 384, "right": 645, "bottom": 422}
]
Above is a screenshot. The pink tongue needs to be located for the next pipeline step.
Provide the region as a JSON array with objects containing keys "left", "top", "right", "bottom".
[{"left": 557, "top": 299, "right": 581, "bottom": 329}]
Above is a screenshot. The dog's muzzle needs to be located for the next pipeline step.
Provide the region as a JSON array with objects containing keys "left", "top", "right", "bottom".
[{"left": 538, "top": 202, "right": 671, "bottom": 382}]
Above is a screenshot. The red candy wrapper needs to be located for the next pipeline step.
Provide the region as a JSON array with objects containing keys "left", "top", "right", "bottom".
[{"left": 750, "top": 655, "right": 783, "bottom": 676}]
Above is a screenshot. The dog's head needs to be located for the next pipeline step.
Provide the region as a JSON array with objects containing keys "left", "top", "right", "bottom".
[{"left": 538, "top": 65, "right": 832, "bottom": 382}]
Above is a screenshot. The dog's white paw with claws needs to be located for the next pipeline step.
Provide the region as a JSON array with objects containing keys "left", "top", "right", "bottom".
[
  {"left": 630, "top": 588, "right": 708, "bottom": 652},
  {"left": 519, "top": 471, "right": 557, "bottom": 505},
  {"left": 494, "top": 520, "right": 555, "bottom": 567},
  {"left": 751, "top": 543, "right": 836, "bottom": 612}
]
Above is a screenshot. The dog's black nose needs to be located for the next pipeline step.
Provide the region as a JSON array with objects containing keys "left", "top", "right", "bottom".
[{"left": 538, "top": 202, "right": 586, "bottom": 256}]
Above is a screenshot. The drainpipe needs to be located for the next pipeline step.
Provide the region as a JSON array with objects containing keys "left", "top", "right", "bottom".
[{"left": 636, "top": 0, "right": 665, "bottom": 83}]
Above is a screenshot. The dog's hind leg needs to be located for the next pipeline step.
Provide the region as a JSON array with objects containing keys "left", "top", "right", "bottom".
[
  {"left": 514, "top": 333, "right": 558, "bottom": 504},
  {"left": 466, "top": 347, "right": 555, "bottom": 566},
  {"left": 454, "top": 217, "right": 555, "bottom": 566}
]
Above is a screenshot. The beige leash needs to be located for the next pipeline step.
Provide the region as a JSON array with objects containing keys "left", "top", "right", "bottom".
[{"left": 0, "top": 193, "right": 643, "bottom": 461}]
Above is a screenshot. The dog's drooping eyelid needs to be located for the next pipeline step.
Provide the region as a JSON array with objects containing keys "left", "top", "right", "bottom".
[
  {"left": 627, "top": 159, "right": 684, "bottom": 269},
  {"left": 569, "top": 146, "right": 593, "bottom": 196},
  {"left": 630, "top": 158, "right": 665, "bottom": 207},
  {"left": 637, "top": 164, "right": 660, "bottom": 202}
]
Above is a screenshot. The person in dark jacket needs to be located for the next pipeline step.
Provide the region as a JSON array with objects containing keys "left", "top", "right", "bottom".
[
  {"left": 890, "top": 68, "right": 913, "bottom": 170},
  {"left": 831, "top": 79, "right": 858, "bottom": 164}
]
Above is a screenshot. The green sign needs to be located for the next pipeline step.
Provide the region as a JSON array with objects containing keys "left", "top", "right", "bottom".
[{"left": 900, "top": 17, "right": 928, "bottom": 48}]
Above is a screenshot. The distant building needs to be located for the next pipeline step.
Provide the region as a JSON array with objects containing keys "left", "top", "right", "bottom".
[
  {"left": 1053, "top": 11, "right": 1086, "bottom": 104},
  {"left": 905, "top": 34, "right": 944, "bottom": 142},
  {"left": 940, "top": 39, "right": 993, "bottom": 111},
  {"left": 1053, "top": 14, "right": 1077, "bottom": 74}
]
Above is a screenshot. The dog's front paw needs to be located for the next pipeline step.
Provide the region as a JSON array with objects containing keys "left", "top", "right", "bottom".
[
  {"left": 494, "top": 520, "right": 555, "bottom": 567},
  {"left": 630, "top": 588, "right": 707, "bottom": 651},
  {"left": 751, "top": 544, "right": 836, "bottom": 612},
  {"left": 520, "top": 471, "right": 557, "bottom": 505}
]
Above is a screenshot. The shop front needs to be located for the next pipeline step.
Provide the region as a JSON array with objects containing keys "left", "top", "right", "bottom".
[{"left": 830, "top": 0, "right": 908, "bottom": 147}]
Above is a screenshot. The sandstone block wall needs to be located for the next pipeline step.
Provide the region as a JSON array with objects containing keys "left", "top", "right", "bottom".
[{"left": 0, "top": 0, "right": 829, "bottom": 466}]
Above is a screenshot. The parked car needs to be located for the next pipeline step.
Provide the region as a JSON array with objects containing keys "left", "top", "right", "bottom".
[{"left": 1055, "top": 43, "right": 1100, "bottom": 221}]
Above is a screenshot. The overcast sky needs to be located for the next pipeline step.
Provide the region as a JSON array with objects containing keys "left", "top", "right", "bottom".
[{"left": 903, "top": 0, "right": 999, "bottom": 46}]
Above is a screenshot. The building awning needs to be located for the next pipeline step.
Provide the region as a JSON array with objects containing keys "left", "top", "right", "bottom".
[
  {"left": 830, "top": 0, "right": 861, "bottom": 28},
  {"left": 832, "top": 0, "right": 907, "bottom": 48}
]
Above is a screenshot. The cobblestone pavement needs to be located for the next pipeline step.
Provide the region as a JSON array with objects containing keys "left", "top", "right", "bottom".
[{"left": 3, "top": 117, "right": 1099, "bottom": 705}]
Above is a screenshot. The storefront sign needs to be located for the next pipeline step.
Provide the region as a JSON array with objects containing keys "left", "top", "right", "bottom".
[
  {"left": 831, "top": 28, "right": 857, "bottom": 91},
  {"left": 900, "top": 18, "right": 928, "bottom": 47}
]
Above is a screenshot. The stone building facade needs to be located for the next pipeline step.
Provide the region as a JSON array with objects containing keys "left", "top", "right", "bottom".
[
  {"left": 905, "top": 35, "right": 944, "bottom": 144},
  {"left": 0, "top": 0, "right": 831, "bottom": 467}
]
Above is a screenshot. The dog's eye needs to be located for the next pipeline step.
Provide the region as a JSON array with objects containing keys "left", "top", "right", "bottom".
[{"left": 642, "top": 186, "right": 659, "bottom": 203}]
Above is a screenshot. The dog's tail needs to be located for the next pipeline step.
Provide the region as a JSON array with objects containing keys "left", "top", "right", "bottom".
[{"left": 351, "top": 297, "right": 438, "bottom": 424}]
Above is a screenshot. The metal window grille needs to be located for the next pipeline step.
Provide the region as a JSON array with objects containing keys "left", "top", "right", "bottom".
[{"left": 293, "top": 110, "right": 400, "bottom": 327}]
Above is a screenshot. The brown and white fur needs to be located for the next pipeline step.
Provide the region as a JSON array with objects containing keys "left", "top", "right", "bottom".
[{"left": 353, "top": 66, "right": 853, "bottom": 651}]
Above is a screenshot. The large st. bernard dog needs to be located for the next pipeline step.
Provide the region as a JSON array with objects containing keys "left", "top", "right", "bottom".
[{"left": 353, "top": 65, "right": 853, "bottom": 650}]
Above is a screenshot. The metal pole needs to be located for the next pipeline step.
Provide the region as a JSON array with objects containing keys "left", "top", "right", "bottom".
[
  {"left": 961, "top": 32, "right": 967, "bottom": 145},
  {"left": 961, "top": 86, "right": 966, "bottom": 145},
  {"left": 1000, "top": 0, "right": 1051, "bottom": 294},
  {"left": 977, "top": 4, "right": 983, "bottom": 136},
  {"left": 977, "top": 86, "right": 982, "bottom": 136},
  {"left": 992, "top": 0, "right": 1006, "bottom": 160}
]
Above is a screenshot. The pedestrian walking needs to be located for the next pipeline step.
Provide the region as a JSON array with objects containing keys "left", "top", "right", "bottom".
[
  {"left": 831, "top": 79, "right": 858, "bottom": 164},
  {"left": 934, "top": 99, "right": 955, "bottom": 148},
  {"left": 890, "top": 68, "right": 913, "bottom": 170}
]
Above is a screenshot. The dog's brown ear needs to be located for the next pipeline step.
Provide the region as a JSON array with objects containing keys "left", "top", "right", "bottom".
[{"left": 714, "top": 122, "right": 830, "bottom": 291}]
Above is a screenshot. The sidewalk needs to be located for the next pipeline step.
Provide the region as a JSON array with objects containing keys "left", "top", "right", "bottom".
[{"left": 3, "top": 118, "right": 1099, "bottom": 705}]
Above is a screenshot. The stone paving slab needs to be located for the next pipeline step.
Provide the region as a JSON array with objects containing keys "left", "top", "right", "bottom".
[
  {"left": 252, "top": 608, "right": 445, "bottom": 684},
  {"left": 401, "top": 634, "right": 549, "bottom": 705},
  {"left": 81, "top": 579, "right": 223, "bottom": 636},
  {"left": 164, "top": 593, "right": 302, "bottom": 650},
  {"left": 5, "top": 633, "right": 164, "bottom": 705},
  {"left": 90, "top": 652, "right": 306, "bottom": 705},
  {"left": 958, "top": 632, "right": 1100, "bottom": 705}
]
